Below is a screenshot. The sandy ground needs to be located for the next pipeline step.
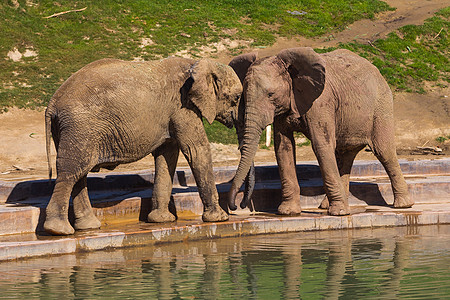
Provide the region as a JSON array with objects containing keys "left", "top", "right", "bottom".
[{"left": 0, "top": 0, "right": 449, "bottom": 181}]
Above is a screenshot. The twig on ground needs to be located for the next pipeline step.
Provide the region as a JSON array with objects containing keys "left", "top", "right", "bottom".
[
  {"left": 421, "top": 140, "right": 429, "bottom": 147},
  {"left": 433, "top": 27, "right": 443, "bottom": 39},
  {"left": 43, "top": 7, "right": 87, "bottom": 19},
  {"left": 368, "top": 40, "right": 379, "bottom": 50}
]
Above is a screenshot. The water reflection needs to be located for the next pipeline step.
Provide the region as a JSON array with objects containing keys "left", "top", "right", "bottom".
[{"left": 0, "top": 225, "right": 449, "bottom": 299}]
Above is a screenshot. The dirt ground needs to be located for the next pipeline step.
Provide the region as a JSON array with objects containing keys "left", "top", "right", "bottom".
[{"left": 0, "top": 0, "right": 449, "bottom": 181}]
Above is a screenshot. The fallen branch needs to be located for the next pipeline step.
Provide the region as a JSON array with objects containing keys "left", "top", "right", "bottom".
[
  {"left": 416, "top": 146, "right": 442, "bottom": 152},
  {"left": 368, "top": 40, "right": 379, "bottom": 50},
  {"left": 412, "top": 146, "right": 444, "bottom": 155},
  {"left": 433, "top": 27, "right": 443, "bottom": 39},
  {"left": 43, "top": 7, "right": 87, "bottom": 19}
]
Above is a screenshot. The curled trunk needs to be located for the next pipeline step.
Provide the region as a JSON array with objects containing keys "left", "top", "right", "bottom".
[
  {"left": 228, "top": 119, "right": 265, "bottom": 210},
  {"left": 241, "top": 163, "right": 255, "bottom": 210}
]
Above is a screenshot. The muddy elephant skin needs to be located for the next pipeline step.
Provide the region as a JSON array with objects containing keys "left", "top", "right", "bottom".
[
  {"left": 228, "top": 48, "right": 413, "bottom": 216},
  {"left": 45, "top": 57, "right": 242, "bottom": 235}
]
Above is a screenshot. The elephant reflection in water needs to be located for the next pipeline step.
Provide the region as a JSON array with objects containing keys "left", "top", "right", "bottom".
[
  {"left": 323, "top": 233, "right": 412, "bottom": 299},
  {"left": 140, "top": 241, "right": 227, "bottom": 299},
  {"left": 225, "top": 232, "right": 413, "bottom": 298},
  {"left": 5, "top": 232, "right": 414, "bottom": 298}
]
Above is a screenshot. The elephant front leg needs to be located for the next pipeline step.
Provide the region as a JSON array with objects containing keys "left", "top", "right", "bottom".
[
  {"left": 172, "top": 109, "right": 228, "bottom": 222},
  {"left": 148, "top": 139, "right": 179, "bottom": 223},
  {"left": 273, "top": 119, "right": 301, "bottom": 215}
]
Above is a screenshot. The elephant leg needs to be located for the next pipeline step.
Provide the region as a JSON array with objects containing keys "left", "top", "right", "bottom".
[
  {"left": 44, "top": 174, "right": 76, "bottom": 235},
  {"left": 319, "top": 148, "right": 362, "bottom": 209},
  {"left": 44, "top": 154, "right": 86, "bottom": 235},
  {"left": 44, "top": 143, "right": 97, "bottom": 235},
  {"left": 148, "top": 139, "right": 179, "bottom": 223},
  {"left": 72, "top": 175, "right": 101, "bottom": 231},
  {"left": 273, "top": 119, "right": 301, "bottom": 215},
  {"left": 372, "top": 118, "right": 413, "bottom": 208},
  {"left": 172, "top": 109, "right": 228, "bottom": 222},
  {"left": 311, "top": 139, "right": 349, "bottom": 216}
]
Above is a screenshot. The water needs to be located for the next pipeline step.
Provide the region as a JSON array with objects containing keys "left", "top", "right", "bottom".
[{"left": 1, "top": 225, "right": 449, "bottom": 299}]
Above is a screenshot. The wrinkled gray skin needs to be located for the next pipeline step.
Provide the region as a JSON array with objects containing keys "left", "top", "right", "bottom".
[
  {"left": 228, "top": 54, "right": 258, "bottom": 209},
  {"left": 45, "top": 57, "right": 242, "bottom": 235},
  {"left": 229, "top": 47, "right": 413, "bottom": 215}
]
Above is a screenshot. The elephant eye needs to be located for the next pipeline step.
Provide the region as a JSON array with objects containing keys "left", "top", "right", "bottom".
[
  {"left": 268, "top": 92, "right": 274, "bottom": 97},
  {"left": 232, "top": 94, "right": 240, "bottom": 106}
]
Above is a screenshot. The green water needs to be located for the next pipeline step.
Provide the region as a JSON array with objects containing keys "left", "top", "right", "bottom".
[{"left": 1, "top": 225, "right": 449, "bottom": 299}]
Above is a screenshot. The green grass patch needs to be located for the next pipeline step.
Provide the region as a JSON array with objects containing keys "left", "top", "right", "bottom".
[
  {"left": 318, "top": 7, "right": 450, "bottom": 93},
  {"left": 436, "top": 135, "right": 450, "bottom": 143},
  {"left": 0, "top": 0, "right": 392, "bottom": 111},
  {"left": 204, "top": 120, "right": 271, "bottom": 145},
  {"left": 203, "top": 120, "right": 238, "bottom": 144}
]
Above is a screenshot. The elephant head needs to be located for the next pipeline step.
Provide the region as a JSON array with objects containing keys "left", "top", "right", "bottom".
[
  {"left": 188, "top": 59, "right": 242, "bottom": 128},
  {"left": 228, "top": 47, "right": 326, "bottom": 210}
]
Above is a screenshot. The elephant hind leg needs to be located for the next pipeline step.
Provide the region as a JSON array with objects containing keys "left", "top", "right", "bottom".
[
  {"left": 44, "top": 154, "right": 97, "bottom": 235},
  {"left": 371, "top": 118, "right": 413, "bottom": 208},
  {"left": 72, "top": 175, "right": 101, "bottom": 230},
  {"left": 319, "top": 148, "right": 362, "bottom": 209},
  {"left": 44, "top": 174, "right": 77, "bottom": 235}
]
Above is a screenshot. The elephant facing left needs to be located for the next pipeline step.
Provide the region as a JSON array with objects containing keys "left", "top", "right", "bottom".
[{"left": 44, "top": 57, "right": 242, "bottom": 235}]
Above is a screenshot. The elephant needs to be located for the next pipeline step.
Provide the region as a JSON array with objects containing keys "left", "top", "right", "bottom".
[
  {"left": 228, "top": 47, "right": 413, "bottom": 216},
  {"left": 44, "top": 56, "right": 242, "bottom": 235}
]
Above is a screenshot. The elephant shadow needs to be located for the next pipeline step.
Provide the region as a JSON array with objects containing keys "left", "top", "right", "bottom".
[
  {"left": 4, "top": 164, "right": 389, "bottom": 233},
  {"left": 5, "top": 173, "right": 158, "bottom": 233},
  {"left": 217, "top": 163, "right": 388, "bottom": 213}
]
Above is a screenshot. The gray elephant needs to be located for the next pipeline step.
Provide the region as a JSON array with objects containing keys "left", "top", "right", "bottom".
[
  {"left": 228, "top": 47, "right": 413, "bottom": 216},
  {"left": 44, "top": 57, "right": 242, "bottom": 235}
]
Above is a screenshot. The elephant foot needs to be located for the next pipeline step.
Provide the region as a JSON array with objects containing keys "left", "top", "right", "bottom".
[
  {"left": 319, "top": 195, "right": 329, "bottom": 209},
  {"left": 393, "top": 194, "right": 414, "bottom": 208},
  {"left": 147, "top": 209, "right": 176, "bottom": 223},
  {"left": 328, "top": 201, "right": 350, "bottom": 216},
  {"left": 44, "top": 217, "right": 75, "bottom": 235},
  {"left": 202, "top": 206, "right": 228, "bottom": 222},
  {"left": 74, "top": 214, "right": 101, "bottom": 231},
  {"left": 278, "top": 200, "right": 302, "bottom": 215}
]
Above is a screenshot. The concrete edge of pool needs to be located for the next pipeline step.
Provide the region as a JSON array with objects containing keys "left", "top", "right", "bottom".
[
  {"left": 0, "top": 158, "right": 448, "bottom": 261},
  {"left": 0, "top": 205, "right": 449, "bottom": 262}
]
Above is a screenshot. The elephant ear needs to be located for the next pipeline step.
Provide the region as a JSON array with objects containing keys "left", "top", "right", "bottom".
[
  {"left": 188, "top": 59, "right": 219, "bottom": 124},
  {"left": 229, "top": 52, "right": 258, "bottom": 84},
  {"left": 277, "top": 47, "right": 326, "bottom": 112}
]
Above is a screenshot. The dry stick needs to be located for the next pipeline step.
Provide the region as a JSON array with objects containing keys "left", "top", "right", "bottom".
[
  {"left": 368, "top": 40, "right": 379, "bottom": 50},
  {"left": 43, "top": 7, "right": 87, "bottom": 19},
  {"left": 433, "top": 27, "right": 443, "bottom": 39}
]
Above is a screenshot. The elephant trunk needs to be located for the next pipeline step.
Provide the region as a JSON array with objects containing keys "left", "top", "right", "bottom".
[
  {"left": 242, "top": 163, "right": 256, "bottom": 209},
  {"left": 228, "top": 110, "right": 271, "bottom": 210}
]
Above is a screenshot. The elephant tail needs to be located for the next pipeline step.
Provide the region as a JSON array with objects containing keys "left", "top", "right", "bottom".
[{"left": 45, "top": 109, "right": 53, "bottom": 182}]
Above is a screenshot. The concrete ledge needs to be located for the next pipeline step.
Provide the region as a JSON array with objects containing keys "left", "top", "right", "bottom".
[
  {"left": 0, "top": 207, "right": 448, "bottom": 261},
  {"left": 2, "top": 158, "right": 449, "bottom": 203},
  {"left": 0, "top": 175, "right": 448, "bottom": 236},
  {"left": 0, "top": 159, "right": 448, "bottom": 260}
]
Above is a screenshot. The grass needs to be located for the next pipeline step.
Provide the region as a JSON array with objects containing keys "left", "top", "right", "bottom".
[
  {"left": 208, "top": 6, "right": 449, "bottom": 145},
  {"left": 203, "top": 119, "right": 238, "bottom": 144},
  {"left": 319, "top": 7, "right": 450, "bottom": 93},
  {"left": 436, "top": 135, "right": 450, "bottom": 143},
  {"left": 0, "top": 0, "right": 392, "bottom": 111},
  {"left": 204, "top": 119, "right": 271, "bottom": 146},
  {"left": 2, "top": 2, "right": 448, "bottom": 145}
]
